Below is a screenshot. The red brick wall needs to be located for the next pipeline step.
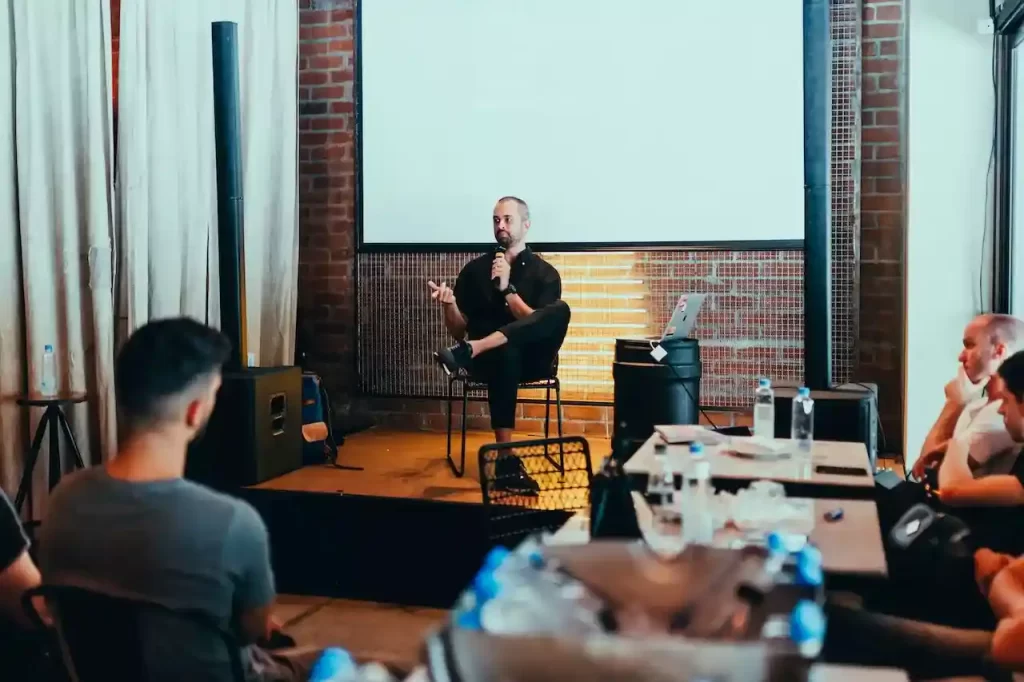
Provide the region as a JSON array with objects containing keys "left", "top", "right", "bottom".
[
  {"left": 297, "top": 0, "right": 358, "bottom": 398},
  {"left": 858, "top": 0, "right": 905, "bottom": 451}
]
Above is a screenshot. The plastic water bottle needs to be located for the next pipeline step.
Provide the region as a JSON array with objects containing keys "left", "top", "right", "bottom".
[
  {"left": 789, "top": 600, "right": 826, "bottom": 657},
  {"left": 40, "top": 345, "right": 57, "bottom": 396},
  {"left": 680, "top": 442, "right": 714, "bottom": 546},
  {"left": 308, "top": 648, "right": 356, "bottom": 682},
  {"left": 790, "top": 387, "right": 814, "bottom": 454},
  {"left": 753, "top": 378, "right": 775, "bottom": 439},
  {"left": 648, "top": 452, "right": 676, "bottom": 522}
]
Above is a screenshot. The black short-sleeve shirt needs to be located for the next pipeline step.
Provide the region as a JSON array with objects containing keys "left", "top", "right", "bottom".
[
  {"left": 453, "top": 248, "right": 561, "bottom": 340},
  {"left": 0, "top": 489, "right": 28, "bottom": 573}
]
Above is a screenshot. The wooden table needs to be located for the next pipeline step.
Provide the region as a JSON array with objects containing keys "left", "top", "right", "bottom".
[
  {"left": 624, "top": 433, "right": 875, "bottom": 499},
  {"left": 548, "top": 493, "right": 887, "bottom": 579},
  {"left": 810, "top": 665, "right": 907, "bottom": 682}
]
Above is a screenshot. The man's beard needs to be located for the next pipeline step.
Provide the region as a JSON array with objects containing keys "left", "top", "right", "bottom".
[{"left": 496, "top": 231, "right": 512, "bottom": 248}]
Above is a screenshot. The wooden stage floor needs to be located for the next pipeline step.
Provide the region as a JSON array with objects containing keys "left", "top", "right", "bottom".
[{"left": 252, "top": 428, "right": 611, "bottom": 504}]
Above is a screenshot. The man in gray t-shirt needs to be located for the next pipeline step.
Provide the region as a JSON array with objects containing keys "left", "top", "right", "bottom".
[{"left": 38, "top": 318, "right": 317, "bottom": 682}]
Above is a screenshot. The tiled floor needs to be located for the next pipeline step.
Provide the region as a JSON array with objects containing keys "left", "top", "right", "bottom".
[{"left": 275, "top": 596, "right": 447, "bottom": 670}]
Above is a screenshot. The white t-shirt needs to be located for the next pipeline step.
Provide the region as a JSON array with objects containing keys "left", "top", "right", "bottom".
[{"left": 939, "top": 396, "right": 1020, "bottom": 486}]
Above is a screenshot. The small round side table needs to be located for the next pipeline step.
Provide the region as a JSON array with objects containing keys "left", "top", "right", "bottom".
[{"left": 14, "top": 392, "right": 88, "bottom": 517}]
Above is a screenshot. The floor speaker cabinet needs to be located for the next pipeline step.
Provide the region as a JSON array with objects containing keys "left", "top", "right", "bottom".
[
  {"left": 772, "top": 383, "right": 879, "bottom": 468},
  {"left": 186, "top": 367, "right": 303, "bottom": 489}
]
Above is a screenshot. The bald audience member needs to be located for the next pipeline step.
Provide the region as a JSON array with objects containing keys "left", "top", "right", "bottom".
[{"left": 912, "top": 314, "right": 1024, "bottom": 485}]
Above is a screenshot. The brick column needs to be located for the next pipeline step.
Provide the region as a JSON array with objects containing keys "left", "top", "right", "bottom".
[
  {"left": 858, "top": 0, "right": 905, "bottom": 449},
  {"left": 298, "top": 0, "right": 358, "bottom": 398}
]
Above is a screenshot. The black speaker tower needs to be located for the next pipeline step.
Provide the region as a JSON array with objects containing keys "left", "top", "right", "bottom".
[
  {"left": 212, "top": 21, "right": 247, "bottom": 371},
  {"left": 187, "top": 22, "right": 303, "bottom": 488}
]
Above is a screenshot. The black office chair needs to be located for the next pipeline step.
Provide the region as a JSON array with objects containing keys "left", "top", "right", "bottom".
[
  {"left": 445, "top": 362, "right": 563, "bottom": 478},
  {"left": 478, "top": 436, "right": 593, "bottom": 546},
  {"left": 23, "top": 584, "right": 246, "bottom": 682}
]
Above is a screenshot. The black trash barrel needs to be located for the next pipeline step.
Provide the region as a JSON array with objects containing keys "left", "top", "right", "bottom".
[{"left": 612, "top": 337, "right": 701, "bottom": 459}]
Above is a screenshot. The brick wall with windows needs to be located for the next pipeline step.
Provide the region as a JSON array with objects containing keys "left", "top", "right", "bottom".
[{"left": 292, "top": 0, "right": 908, "bottom": 448}]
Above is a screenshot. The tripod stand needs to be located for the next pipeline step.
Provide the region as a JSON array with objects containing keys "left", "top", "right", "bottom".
[{"left": 15, "top": 393, "right": 88, "bottom": 518}]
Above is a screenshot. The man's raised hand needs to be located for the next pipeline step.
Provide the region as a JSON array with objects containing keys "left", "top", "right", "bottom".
[{"left": 428, "top": 280, "right": 455, "bottom": 306}]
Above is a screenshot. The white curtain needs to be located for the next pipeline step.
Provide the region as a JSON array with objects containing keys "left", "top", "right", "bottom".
[
  {"left": 118, "top": 0, "right": 299, "bottom": 364},
  {"left": 0, "top": 0, "right": 117, "bottom": 508}
]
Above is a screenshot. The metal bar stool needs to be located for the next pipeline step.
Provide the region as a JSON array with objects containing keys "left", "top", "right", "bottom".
[{"left": 14, "top": 392, "right": 88, "bottom": 520}]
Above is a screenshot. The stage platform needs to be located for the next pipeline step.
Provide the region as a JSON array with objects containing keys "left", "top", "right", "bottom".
[
  {"left": 235, "top": 428, "right": 610, "bottom": 608},
  {"left": 252, "top": 429, "right": 610, "bottom": 503}
]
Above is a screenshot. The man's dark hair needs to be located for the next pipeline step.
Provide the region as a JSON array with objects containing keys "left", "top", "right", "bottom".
[
  {"left": 115, "top": 318, "right": 231, "bottom": 433},
  {"left": 496, "top": 196, "right": 530, "bottom": 222},
  {"left": 998, "top": 350, "right": 1024, "bottom": 403}
]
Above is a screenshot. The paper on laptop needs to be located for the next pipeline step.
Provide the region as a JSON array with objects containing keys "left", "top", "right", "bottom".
[{"left": 654, "top": 425, "right": 728, "bottom": 446}]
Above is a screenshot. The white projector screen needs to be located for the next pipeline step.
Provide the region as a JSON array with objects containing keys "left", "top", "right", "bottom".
[{"left": 358, "top": 1, "right": 806, "bottom": 249}]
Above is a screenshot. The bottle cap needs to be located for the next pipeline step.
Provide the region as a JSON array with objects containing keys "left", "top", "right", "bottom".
[
  {"left": 797, "top": 387, "right": 810, "bottom": 397},
  {"left": 759, "top": 378, "right": 771, "bottom": 387},
  {"left": 482, "top": 546, "right": 510, "bottom": 570},
  {"left": 472, "top": 569, "right": 501, "bottom": 602},
  {"left": 309, "top": 647, "right": 355, "bottom": 682},
  {"left": 455, "top": 608, "right": 483, "bottom": 630},
  {"left": 689, "top": 441, "right": 704, "bottom": 456},
  {"left": 789, "top": 600, "right": 826, "bottom": 645},
  {"left": 795, "top": 545, "right": 824, "bottom": 586},
  {"left": 766, "top": 531, "right": 787, "bottom": 554},
  {"left": 44, "top": 344, "right": 53, "bottom": 352}
]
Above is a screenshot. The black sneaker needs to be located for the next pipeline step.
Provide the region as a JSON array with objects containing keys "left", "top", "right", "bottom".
[
  {"left": 434, "top": 341, "right": 472, "bottom": 376},
  {"left": 494, "top": 454, "right": 540, "bottom": 496}
]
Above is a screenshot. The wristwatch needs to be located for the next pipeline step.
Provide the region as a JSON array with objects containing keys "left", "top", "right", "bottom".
[{"left": 500, "top": 284, "right": 518, "bottom": 298}]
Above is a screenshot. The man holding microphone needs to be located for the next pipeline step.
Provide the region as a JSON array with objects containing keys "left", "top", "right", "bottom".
[{"left": 428, "top": 196, "right": 571, "bottom": 447}]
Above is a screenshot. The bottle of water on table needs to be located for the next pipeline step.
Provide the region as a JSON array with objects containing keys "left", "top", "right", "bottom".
[
  {"left": 40, "top": 344, "right": 56, "bottom": 396},
  {"left": 753, "top": 378, "right": 775, "bottom": 439},
  {"left": 790, "top": 387, "right": 814, "bottom": 456},
  {"left": 681, "top": 442, "right": 714, "bottom": 546}
]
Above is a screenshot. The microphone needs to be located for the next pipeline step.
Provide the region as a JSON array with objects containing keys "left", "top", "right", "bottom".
[{"left": 492, "top": 245, "right": 507, "bottom": 289}]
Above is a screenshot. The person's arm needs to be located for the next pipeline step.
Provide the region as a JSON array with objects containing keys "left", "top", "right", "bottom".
[
  {"left": 918, "top": 401, "right": 964, "bottom": 468},
  {"left": 0, "top": 550, "right": 41, "bottom": 628},
  {"left": 506, "top": 266, "right": 561, "bottom": 320},
  {"left": 991, "top": 614, "right": 1024, "bottom": 670},
  {"left": 939, "top": 474, "right": 1024, "bottom": 507},
  {"left": 442, "top": 300, "right": 468, "bottom": 340},
  {"left": 430, "top": 279, "right": 468, "bottom": 340},
  {"left": 229, "top": 504, "right": 277, "bottom": 644},
  {"left": 986, "top": 558, "right": 1024, "bottom": 620},
  {"left": 0, "top": 490, "right": 37, "bottom": 628},
  {"left": 505, "top": 292, "right": 534, "bottom": 320}
]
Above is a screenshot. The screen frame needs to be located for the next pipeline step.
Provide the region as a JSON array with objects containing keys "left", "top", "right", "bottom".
[{"left": 352, "top": 0, "right": 806, "bottom": 254}]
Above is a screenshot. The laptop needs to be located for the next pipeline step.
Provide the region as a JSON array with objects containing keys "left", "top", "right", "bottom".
[{"left": 660, "top": 293, "right": 707, "bottom": 340}]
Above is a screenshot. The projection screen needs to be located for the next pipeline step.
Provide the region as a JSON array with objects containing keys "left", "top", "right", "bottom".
[{"left": 357, "top": 1, "right": 806, "bottom": 250}]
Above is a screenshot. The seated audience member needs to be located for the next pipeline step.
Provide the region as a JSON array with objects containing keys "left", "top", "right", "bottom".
[
  {"left": 912, "top": 314, "right": 1024, "bottom": 483},
  {"left": 430, "top": 196, "right": 571, "bottom": 445},
  {"left": 39, "top": 318, "right": 319, "bottom": 681},
  {"left": 936, "top": 350, "right": 1024, "bottom": 517},
  {"left": 0, "top": 488, "right": 64, "bottom": 680},
  {"left": 0, "top": 487, "right": 40, "bottom": 628}
]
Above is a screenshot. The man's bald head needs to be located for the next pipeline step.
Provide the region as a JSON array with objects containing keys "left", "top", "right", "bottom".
[{"left": 960, "top": 314, "right": 1024, "bottom": 384}]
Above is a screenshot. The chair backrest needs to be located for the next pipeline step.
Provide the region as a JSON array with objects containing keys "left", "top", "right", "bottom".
[
  {"left": 23, "top": 584, "right": 246, "bottom": 682},
  {"left": 478, "top": 436, "right": 594, "bottom": 546}
]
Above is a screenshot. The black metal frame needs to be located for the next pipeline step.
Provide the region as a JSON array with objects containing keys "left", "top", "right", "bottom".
[
  {"left": 445, "top": 373, "right": 563, "bottom": 478},
  {"left": 352, "top": 0, "right": 807, "bottom": 255},
  {"left": 992, "top": 0, "right": 1024, "bottom": 313},
  {"left": 15, "top": 402, "right": 86, "bottom": 520}
]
